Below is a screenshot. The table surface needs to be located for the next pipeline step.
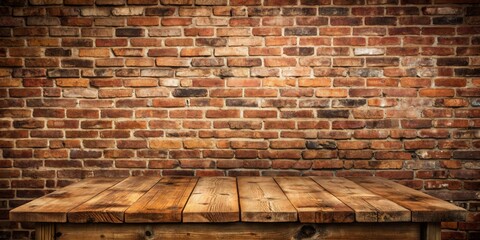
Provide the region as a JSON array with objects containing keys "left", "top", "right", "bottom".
[{"left": 10, "top": 176, "right": 466, "bottom": 224}]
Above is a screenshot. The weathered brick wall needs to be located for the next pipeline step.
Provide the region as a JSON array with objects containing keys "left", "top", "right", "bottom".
[{"left": 0, "top": 0, "right": 479, "bottom": 239}]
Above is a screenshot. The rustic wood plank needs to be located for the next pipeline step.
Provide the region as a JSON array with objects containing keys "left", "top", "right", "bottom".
[
  {"left": 275, "top": 177, "right": 354, "bottom": 223},
  {"left": 9, "top": 178, "right": 122, "bottom": 222},
  {"left": 182, "top": 177, "right": 239, "bottom": 222},
  {"left": 55, "top": 222, "right": 421, "bottom": 240},
  {"left": 422, "top": 223, "right": 441, "bottom": 240},
  {"left": 350, "top": 177, "right": 466, "bottom": 222},
  {"left": 311, "top": 177, "right": 411, "bottom": 222},
  {"left": 35, "top": 223, "right": 55, "bottom": 240},
  {"left": 238, "top": 176, "right": 297, "bottom": 222},
  {"left": 124, "top": 177, "right": 198, "bottom": 223},
  {"left": 68, "top": 176, "right": 159, "bottom": 223}
]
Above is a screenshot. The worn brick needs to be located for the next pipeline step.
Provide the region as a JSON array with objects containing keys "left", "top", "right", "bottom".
[
  {"left": 0, "top": 2, "right": 478, "bottom": 236},
  {"left": 116, "top": 28, "right": 145, "bottom": 37},
  {"left": 145, "top": 7, "right": 175, "bottom": 16}
]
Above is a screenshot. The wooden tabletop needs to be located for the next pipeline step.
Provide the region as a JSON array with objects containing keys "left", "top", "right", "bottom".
[{"left": 9, "top": 176, "right": 466, "bottom": 224}]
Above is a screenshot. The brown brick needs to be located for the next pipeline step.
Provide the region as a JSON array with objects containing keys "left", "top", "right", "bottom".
[
  {"left": 148, "top": 48, "right": 178, "bottom": 57},
  {"left": 143, "top": 6, "right": 174, "bottom": 15},
  {"left": 196, "top": 0, "right": 226, "bottom": 5},
  {"left": 115, "top": 28, "right": 145, "bottom": 37},
  {"left": 14, "top": 27, "right": 49, "bottom": 37},
  {"left": 180, "top": 47, "right": 212, "bottom": 57},
  {"left": 0, "top": 17, "right": 24, "bottom": 27},
  {"left": 149, "top": 140, "right": 182, "bottom": 149},
  {"left": 64, "top": 0, "right": 94, "bottom": 4},
  {"left": 128, "top": 0, "right": 157, "bottom": 4},
  {"left": 162, "top": 18, "right": 192, "bottom": 26},
  {"left": 231, "top": 0, "right": 261, "bottom": 5},
  {"left": 227, "top": 58, "right": 262, "bottom": 67},
  {"left": 366, "top": 17, "right": 397, "bottom": 25}
]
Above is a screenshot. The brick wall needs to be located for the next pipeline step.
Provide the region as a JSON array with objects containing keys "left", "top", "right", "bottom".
[{"left": 0, "top": 0, "right": 479, "bottom": 239}]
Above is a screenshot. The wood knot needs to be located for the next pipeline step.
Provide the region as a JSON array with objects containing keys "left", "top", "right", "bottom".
[{"left": 296, "top": 225, "right": 316, "bottom": 239}]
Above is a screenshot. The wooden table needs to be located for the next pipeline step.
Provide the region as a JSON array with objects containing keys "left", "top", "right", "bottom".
[{"left": 10, "top": 176, "right": 466, "bottom": 240}]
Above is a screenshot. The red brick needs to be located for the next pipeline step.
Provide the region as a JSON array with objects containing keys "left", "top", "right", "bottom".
[
  {"left": 259, "top": 150, "right": 301, "bottom": 159},
  {"left": 180, "top": 47, "right": 212, "bottom": 57},
  {"left": 265, "top": 0, "right": 297, "bottom": 5},
  {"left": 231, "top": 0, "right": 261, "bottom": 5},
  {"left": 333, "top": 58, "right": 363, "bottom": 67},
  {"left": 352, "top": 27, "right": 386, "bottom": 36},
  {"left": 273, "top": 160, "right": 312, "bottom": 169},
  {"left": 419, "top": 89, "right": 455, "bottom": 97},
  {"left": 16, "top": 139, "right": 48, "bottom": 148},
  {"left": 0, "top": 58, "right": 22, "bottom": 67},
  {"left": 265, "top": 37, "right": 296, "bottom": 46},
  {"left": 230, "top": 18, "right": 260, "bottom": 27},
  {"left": 125, "top": 58, "right": 154, "bottom": 67},
  {"left": 210, "top": 89, "right": 242, "bottom": 97},
  {"left": 184, "top": 28, "right": 214, "bottom": 36},
  {"left": 130, "top": 38, "right": 161, "bottom": 47},
  {"left": 303, "top": 150, "right": 337, "bottom": 159},
  {"left": 206, "top": 110, "right": 240, "bottom": 118},
  {"left": 333, "top": 37, "right": 366, "bottom": 46},
  {"left": 352, "top": 109, "right": 384, "bottom": 119},
  {"left": 423, "top": 109, "right": 452, "bottom": 118},
  {"left": 162, "top": 18, "right": 192, "bottom": 26},
  {"left": 352, "top": 7, "right": 385, "bottom": 16},
  {"left": 270, "top": 140, "right": 305, "bottom": 149},
  {"left": 66, "top": 109, "right": 99, "bottom": 118},
  {"left": 263, "top": 120, "right": 295, "bottom": 130},
  {"left": 0, "top": 109, "right": 31, "bottom": 119},
  {"left": 229, "top": 141, "right": 267, "bottom": 150},
  {"left": 11, "top": 180, "right": 45, "bottom": 188},
  {"left": 337, "top": 141, "right": 369, "bottom": 150},
  {"left": 150, "top": 120, "right": 181, "bottom": 129},
  {"left": 418, "top": 129, "right": 450, "bottom": 139},
  {"left": 400, "top": 78, "right": 431, "bottom": 88},
  {"left": 330, "top": 17, "right": 362, "bottom": 26},
  {"left": 376, "top": 171, "right": 413, "bottom": 180},
  {"left": 296, "top": 17, "right": 328, "bottom": 26},
  {"left": 263, "top": 57, "right": 296, "bottom": 67},
  {"left": 227, "top": 58, "right": 262, "bottom": 67},
  {"left": 245, "top": 89, "right": 277, "bottom": 97},
  {"left": 244, "top": 110, "right": 277, "bottom": 118},
  {"left": 316, "top": 89, "right": 348, "bottom": 98},
  {"left": 349, "top": 89, "right": 381, "bottom": 97},
  {"left": 422, "top": 47, "right": 454, "bottom": 56},
  {"left": 114, "top": 120, "right": 147, "bottom": 129},
  {"left": 99, "top": 89, "right": 132, "bottom": 98},
  {"left": 169, "top": 110, "right": 202, "bottom": 118},
  {"left": 151, "top": 99, "right": 185, "bottom": 108},
  {"left": 435, "top": 78, "right": 466, "bottom": 87}
]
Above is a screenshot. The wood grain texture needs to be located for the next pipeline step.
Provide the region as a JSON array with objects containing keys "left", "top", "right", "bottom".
[
  {"left": 422, "top": 223, "right": 441, "bottom": 240},
  {"left": 55, "top": 222, "right": 421, "bottom": 240},
  {"left": 11, "top": 176, "right": 466, "bottom": 226},
  {"left": 311, "top": 177, "right": 411, "bottom": 222},
  {"left": 238, "top": 177, "right": 297, "bottom": 222},
  {"left": 182, "top": 177, "right": 239, "bottom": 222},
  {"left": 68, "top": 176, "right": 159, "bottom": 223},
  {"left": 35, "top": 223, "right": 55, "bottom": 240},
  {"left": 125, "top": 177, "right": 198, "bottom": 223},
  {"left": 275, "top": 177, "right": 354, "bottom": 223},
  {"left": 349, "top": 177, "right": 466, "bottom": 222},
  {"left": 10, "top": 178, "right": 121, "bottom": 222}
]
